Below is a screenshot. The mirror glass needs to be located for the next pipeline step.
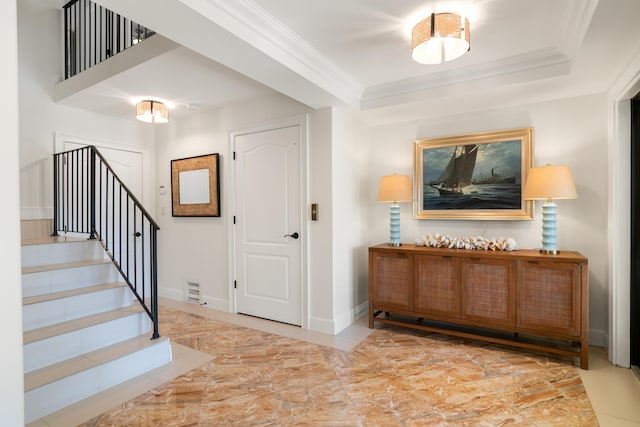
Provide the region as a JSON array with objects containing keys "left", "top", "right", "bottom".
[{"left": 179, "top": 168, "right": 210, "bottom": 204}]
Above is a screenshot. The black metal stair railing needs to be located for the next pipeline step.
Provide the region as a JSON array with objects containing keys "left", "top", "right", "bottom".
[
  {"left": 63, "top": 0, "right": 155, "bottom": 79},
  {"left": 52, "top": 146, "right": 160, "bottom": 339}
]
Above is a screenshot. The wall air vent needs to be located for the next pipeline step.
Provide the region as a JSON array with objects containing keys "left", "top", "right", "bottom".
[{"left": 185, "top": 281, "right": 201, "bottom": 304}]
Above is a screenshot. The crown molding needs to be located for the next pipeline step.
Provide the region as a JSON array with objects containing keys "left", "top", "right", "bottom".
[
  {"left": 360, "top": 48, "right": 571, "bottom": 110},
  {"left": 180, "top": 0, "right": 363, "bottom": 107},
  {"left": 558, "top": 0, "right": 599, "bottom": 61}
]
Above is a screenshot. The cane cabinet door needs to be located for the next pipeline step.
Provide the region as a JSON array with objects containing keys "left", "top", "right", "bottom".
[
  {"left": 461, "top": 257, "right": 516, "bottom": 329},
  {"left": 414, "top": 254, "right": 461, "bottom": 320},
  {"left": 370, "top": 250, "right": 412, "bottom": 312},
  {"left": 517, "top": 260, "right": 581, "bottom": 337}
]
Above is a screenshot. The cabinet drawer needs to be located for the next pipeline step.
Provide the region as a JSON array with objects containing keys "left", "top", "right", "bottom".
[{"left": 414, "top": 255, "right": 460, "bottom": 319}]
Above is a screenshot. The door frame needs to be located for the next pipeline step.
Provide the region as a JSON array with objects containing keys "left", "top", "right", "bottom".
[
  {"left": 631, "top": 95, "right": 640, "bottom": 368},
  {"left": 228, "top": 115, "right": 309, "bottom": 329},
  {"left": 608, "top": 52, "right": 640, "bottom": 367}
]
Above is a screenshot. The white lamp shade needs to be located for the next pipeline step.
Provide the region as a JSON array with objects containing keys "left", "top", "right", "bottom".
[
  {"left": 377, "top": 174, "right": 413, "bottom": 203},
  {"left": 523, "top": 164, "right": 577, "bottom": 201}
]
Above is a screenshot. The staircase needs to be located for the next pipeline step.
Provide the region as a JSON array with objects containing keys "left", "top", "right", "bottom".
[{"left": 22, "top": 234, "right": 171, "bottom": 424}]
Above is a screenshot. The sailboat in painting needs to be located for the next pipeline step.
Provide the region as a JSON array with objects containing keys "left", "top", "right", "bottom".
[{"left": 429, "top": 144, "right": 478, "bottom": 196}]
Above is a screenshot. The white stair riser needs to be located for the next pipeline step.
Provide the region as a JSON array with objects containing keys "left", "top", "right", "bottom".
[
  {"left": 23, "top": 286, "right": 133, "bottom": 331},
  {"left": 100, "top": 338, "right": 172, "bottom": 389},
  {"left": 21, "top": 241, "right": 105, "bottom": 268},
  {"left": 24, "top": 338, "right": 171, "bottom": 424},
  {"left": 24, "top": 312, "right": 151, "bottom": 373},
  {"left": 22, "top": 263, "right": 121, "bottom": 298}
]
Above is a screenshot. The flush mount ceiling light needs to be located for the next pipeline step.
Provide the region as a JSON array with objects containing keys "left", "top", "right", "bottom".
[
  {"left": 135, "top": 100, "right": 169, "bottom": 123},
  {"left": 411, "top": 12, "right": 470, "bottom": 64}
]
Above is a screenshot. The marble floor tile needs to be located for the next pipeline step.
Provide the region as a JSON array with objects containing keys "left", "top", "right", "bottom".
[{"left": 78, "top": 307, "right": 598, "bottom": 426}]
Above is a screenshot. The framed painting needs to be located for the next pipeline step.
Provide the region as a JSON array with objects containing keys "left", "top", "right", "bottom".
[
  {"left": 413, "top": 128, "right": 533, "bottom": 220},
  {"left": 171, "top": 153, "right": 220, "bottom": 217}
]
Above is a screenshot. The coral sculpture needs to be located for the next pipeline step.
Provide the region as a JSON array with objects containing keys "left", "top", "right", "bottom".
[{"left": 416, "top": 233, "right": 518, "bottom": 251}]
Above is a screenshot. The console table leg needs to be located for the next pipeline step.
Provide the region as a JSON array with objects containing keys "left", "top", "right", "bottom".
[{"left": 581, "top": 345, "right": 589, "bottom": 369}]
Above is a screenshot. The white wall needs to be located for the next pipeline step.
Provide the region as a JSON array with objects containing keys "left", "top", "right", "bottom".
[
  {"left": 368, "top": 93, "right": 608, "bottom": 344},
  {"left": 331, "top": 107, "right": 371, "bottom": 332},
  {"left": 18, "top": 0, "right": 155, "bottom": 220},
  {"left": 154, "top": 94, "right": 316, "bottom": 311},
  {"left": 154, "top": 97, "right": 371, "bottom": 334},
  {"left": 307, "top": 107, "right": 335, "bottom": 330},
  {"left": 1, "top": 1, "right": 25, "bottom": 425}
]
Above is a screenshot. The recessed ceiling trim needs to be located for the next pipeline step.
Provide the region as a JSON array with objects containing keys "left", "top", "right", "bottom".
[
  {"left": 361, "top": 48, "right": 571, "bottom": 110},
  {"left": 557, "top": 0, "right": 599, "bottom": 60}
]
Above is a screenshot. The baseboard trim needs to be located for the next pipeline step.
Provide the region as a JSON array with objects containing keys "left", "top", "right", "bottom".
[
  {"left": 21, "top": 207, "right": 53, "bottom": 220},
  {"left": 307, "top": 316, "right": 336, "bottom": 335},
  {"left": 200, "top": 296, "right": 228, "bottom": 312},
  {"left": 158, "top": 287, "right": 182, "bottom": 301},
  {"left": 159, "top": 288, "right": 228, "bottom": 313},
  {"left": 589, "top": 329, "right": 607, "bottom": 348}
]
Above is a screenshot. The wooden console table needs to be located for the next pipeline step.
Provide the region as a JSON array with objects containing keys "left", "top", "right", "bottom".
[{"left": 368, "top": 244, "right": 589, "bottom": 369}]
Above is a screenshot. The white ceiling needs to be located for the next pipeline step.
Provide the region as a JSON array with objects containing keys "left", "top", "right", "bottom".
[{"left": 56, "top": 0, "right": 640, "bottom": 125}]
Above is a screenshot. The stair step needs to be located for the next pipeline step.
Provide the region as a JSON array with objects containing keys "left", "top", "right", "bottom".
[
  {"left": 22, "top": 259, "right": 120, "bottom": 299},
  {"left": 24, "top": 336, "right": 171, "bottom": 423},
  {"left": 21, "top": 235, "right": 86, "bottom": 246},
  {"left": 19, "top": 225, "right": 169, "bottom": 423},
  {"left": 23, "top": 281, "right": 127, "bottom": 306},
  {"left": 21, "top": 238, "right": 106, "bottom": 268},
  {"left": 23, "top": 305, "right": 144, "bottom": 345},
  {"left": 22, "top": 258, "right": 112, "bottom": 275},
  {"left": 23, "top": 306, "right": 151, "bottom": 373},
  {"left": 24, "top": 335, "right": 169, "bottom": 392},
  {"left": 23, "top": 282, "right": 134, "bottom": 332}
]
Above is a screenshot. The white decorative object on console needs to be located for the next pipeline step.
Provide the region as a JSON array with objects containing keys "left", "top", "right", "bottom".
[{"left": 417, "top": 233, "right": 518, "bottom": 251}]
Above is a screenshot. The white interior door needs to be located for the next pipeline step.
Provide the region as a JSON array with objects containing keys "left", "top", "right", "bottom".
[
  {"left": 234, "top": 125, "right": 302, "bottom": 326},
  {"left": 62, "top": 141, "right": 144, "bottom": 266},
  {"left": 64, "top": 142, "right": 143, "bottom": 200}
]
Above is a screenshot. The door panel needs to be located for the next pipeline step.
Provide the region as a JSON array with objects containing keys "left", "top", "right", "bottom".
[
  {"left": 234, "top": 125, "right": 301, "bottom": 325},
  {"left": 245, "top": 254, "right": 289, "bottom": 301}
]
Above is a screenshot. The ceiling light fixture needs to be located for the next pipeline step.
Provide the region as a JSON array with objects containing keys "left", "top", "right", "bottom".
[
  {"left": 411, "top": 12, "right": 470, "bottom": 64},
  {"left": 135, "top": 100, "right": 169, "bottom": 123}
]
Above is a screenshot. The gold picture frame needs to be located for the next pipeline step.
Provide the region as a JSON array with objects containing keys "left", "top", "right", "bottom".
[
  {"left": 171, "top": 153, "right": 220, "bottom": 217},
  {"left": 414, "top": 128, "right": 533, "bottom": 220}
]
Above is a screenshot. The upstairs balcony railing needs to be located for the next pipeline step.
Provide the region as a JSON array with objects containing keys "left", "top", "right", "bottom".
[
  {"left": 52, "top": 146, "right": 160, "bottom": 339},
  {"left": 63, "top": 0, "right": 155, "bottom": 79}
]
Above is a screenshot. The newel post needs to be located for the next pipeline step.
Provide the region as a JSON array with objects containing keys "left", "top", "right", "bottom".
[
  {"left": 51, "top": 153, "right": 59, "bottom": 237},
  {"left": 89, "top": 147, "right": 97, "bottom": 239}
]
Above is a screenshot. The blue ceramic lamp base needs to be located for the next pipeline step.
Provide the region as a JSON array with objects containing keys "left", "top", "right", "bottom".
[
  {"left": 388, "top": 203, "right": 401, "bottom": 247},
  {"left": 540, "top": 201, "right": 558, "bottom": 254}
]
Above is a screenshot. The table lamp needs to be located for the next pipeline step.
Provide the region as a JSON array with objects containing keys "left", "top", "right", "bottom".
[
  {"left": 377, "top": 174, "right": 413, "bottom": 246},
  {"left": 523, "top": 164, "right": 577, "bottom": 254}
]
